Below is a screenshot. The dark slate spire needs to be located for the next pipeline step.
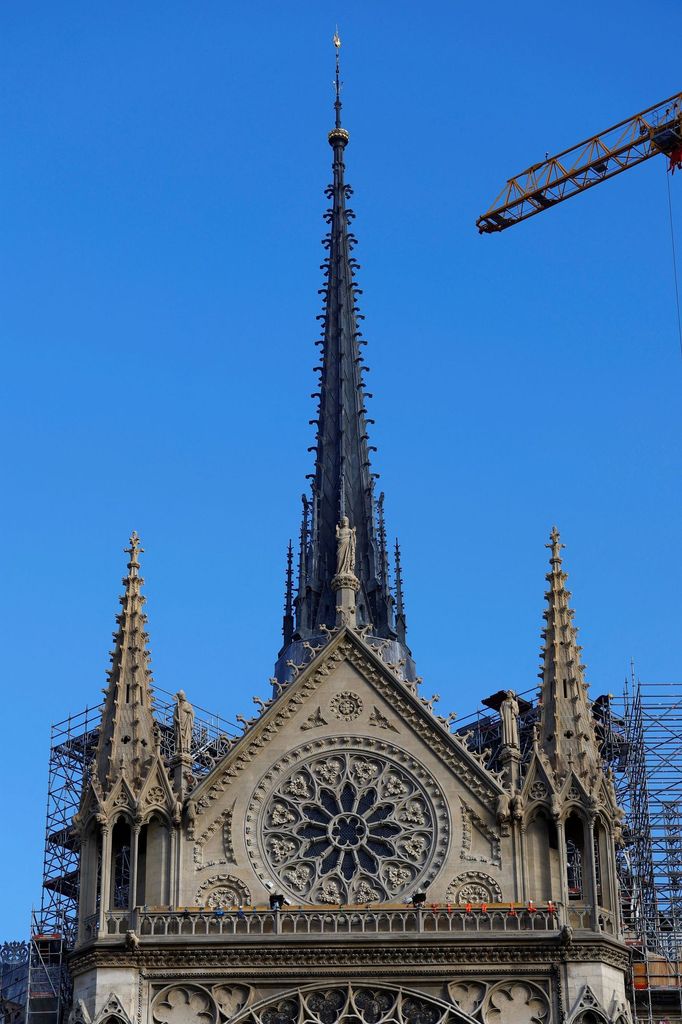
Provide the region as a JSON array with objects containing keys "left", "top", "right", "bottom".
[
  {"left": 282, "top": 540, "right": 294, "bottom": 646},
  {"left": 394, "top": 538, "right": 407, "bottom": 646},
  {"left": 294, "top": 32, "right": 394, "bottom": 639}
]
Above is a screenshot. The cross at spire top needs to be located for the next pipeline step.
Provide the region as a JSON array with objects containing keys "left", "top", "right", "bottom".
[{"left": 333, "top": 28, "right": 343, "bottom": 130}]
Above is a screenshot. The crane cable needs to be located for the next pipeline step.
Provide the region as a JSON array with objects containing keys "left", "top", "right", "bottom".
[{"left": 665, "top": 165, "right": 682, "bottom": 360}]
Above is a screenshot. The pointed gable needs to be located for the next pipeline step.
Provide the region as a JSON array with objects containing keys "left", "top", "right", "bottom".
[{"left": 189, "top": 625, "right": 504, "bottom": 822}]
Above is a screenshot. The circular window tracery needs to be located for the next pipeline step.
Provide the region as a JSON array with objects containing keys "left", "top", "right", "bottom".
[
  {"left": 233, "top": 986, "right": 454, "bottom": 1024},
  {"left": 247, "top": 739, "right": 448, "bottom": 904}
]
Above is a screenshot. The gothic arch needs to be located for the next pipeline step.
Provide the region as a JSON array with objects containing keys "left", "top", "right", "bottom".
[{"left": 228, "top": 983, "right": 478, "bottom": 1024}]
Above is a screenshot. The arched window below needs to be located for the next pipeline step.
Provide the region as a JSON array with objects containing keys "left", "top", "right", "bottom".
[
  {"left": 526, "top": 811, "right": 560, "bottom": 903},
  {"left": 565, "top": 814, "right": 586, "bottom": 901},
  {"left": 566, "top": 839, "right": 583, "bottom": 899},
  {"left": 111, "top": 819, "right": 131, "bottom": 910}
]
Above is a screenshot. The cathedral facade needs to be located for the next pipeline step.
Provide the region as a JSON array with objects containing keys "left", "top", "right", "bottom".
[{"left": 68, "top": 49, "right": 631, "bottom": 1024}]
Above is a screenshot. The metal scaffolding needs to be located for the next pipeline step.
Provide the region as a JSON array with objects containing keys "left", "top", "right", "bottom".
[
  {"left": 455, "top": 675, "right": 682, "bottom": 1023},
  {"left": 616, "top": 677, "right": 682, "bottom": 1023},
  {"left": 28, "top": 689, "right": 240, "bottom": 1024}
]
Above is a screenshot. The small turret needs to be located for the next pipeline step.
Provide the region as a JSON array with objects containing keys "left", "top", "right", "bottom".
[
  {"left": 94, "top": 532, "right": 158, "bottom": 794},
  {"left": 537, "top": 527, "right": 602, "bottom": 786}
]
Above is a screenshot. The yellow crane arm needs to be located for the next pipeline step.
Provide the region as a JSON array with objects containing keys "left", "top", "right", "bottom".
[{"left": 476, "top": 91, "right": 682, "bottom": 234}]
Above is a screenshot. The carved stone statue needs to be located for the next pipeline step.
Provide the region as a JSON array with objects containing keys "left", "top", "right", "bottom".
[
  {"left": 500, "top": 690, "right": 520, "bottom": 750},
  {"left": 551, "top": 791, "right": 562, "bottom": 821},
  {"left": 174, "top": 690, "right": 194, "bottom": 756},
  {"left": 511, "top": 793, "right": 524, "bottom": 821},
  {"left": 496, "top": 792, "right": 511, "bottom": 834},
  {"left": 335, "top": 516, "right": 357, "bottom": 577}
]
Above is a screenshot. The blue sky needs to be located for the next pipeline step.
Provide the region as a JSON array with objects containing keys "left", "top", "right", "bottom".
[{"left": 1, "top": 2, "right": 681, "bottom": 939}]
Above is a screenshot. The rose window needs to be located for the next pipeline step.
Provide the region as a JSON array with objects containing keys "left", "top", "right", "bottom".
[{"left": 248, "top": 742, "right": 448, "bottom": 904}]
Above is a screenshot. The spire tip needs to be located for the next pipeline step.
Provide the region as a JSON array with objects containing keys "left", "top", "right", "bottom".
[{"left": 329, "top": 26, "right": 349, "bottom": 146}]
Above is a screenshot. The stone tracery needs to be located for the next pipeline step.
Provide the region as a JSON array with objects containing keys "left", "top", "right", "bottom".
[
  {"left": 248, "top": 740, "right": 448, "bottom": 904},
  {"left": 233, "top": 987, "right": 456, "bottom": 1024}
]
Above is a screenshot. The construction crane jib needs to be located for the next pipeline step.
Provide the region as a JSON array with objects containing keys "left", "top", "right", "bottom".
[{"left": 476, "top": 91, "right": 682, "bottom": 234}]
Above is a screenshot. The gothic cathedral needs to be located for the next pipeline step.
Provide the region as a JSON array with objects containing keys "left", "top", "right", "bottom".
[{"left": 68, "top": 44, "right": 631, "bottom": 1024}]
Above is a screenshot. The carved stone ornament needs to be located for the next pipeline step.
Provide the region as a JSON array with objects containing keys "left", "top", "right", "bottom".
[
  {"left": 144, "top": 785, "right": 166, "bottom": 808},
  {"left": 195, "top": 874, "right": 251, "bottom": 909},
  {"left": 368, "top": 705, "right": 399, "bottom": 732},
  {"left": 192, "top": 806, "right": 236, "bottom": 868},
  {"left": 93, "top": 994, "right": 132, "bottom": 1024},
  {"left": 446, "top": 871, "right": 503, "bottom": 904},
  {"left": 529, "top": 780, "right": 548, "bottom": 801},
  {"left": 482, "top": 981, "right": 549, "bottom": 1024},
  {"left": 301, "top": 707, "right": 328, "bottom": 731},
  {"left": 447, "top": 980, "right": 486, "bottom": 1017},
  {"left": 230, "top": 984, "right": 452, "bottom": 1024},
  {"left": 188, "top": 634, "right": 501, "bottom": 821},
  {"left": 68, "top": 1000, "right": 92, "bottom": 1024},
  {"left": 212, "top": 986, "right": 251, "bottom": 1021},
  {"left": 330, "top": 691, "right": 363, "bottom": 721},
  {"left": 568, "top": 984, "right": 610, "bottom": 1023},
  {"left": 246, "top": 736, "right": 449, "bottom": 904},
  {"left": 0, "top": 940, "right": 29, "bottom": 965},
  {"left": 152, "top": 985, "right": 218, "bottom": 1024},
  {"left": 460, "top": 799, "right": 501, "bottom": 866}
]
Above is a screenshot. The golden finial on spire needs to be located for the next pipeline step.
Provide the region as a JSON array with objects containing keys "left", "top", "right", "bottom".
[{"left": 329, "top": 26, "right": 349, "bottom": 146}]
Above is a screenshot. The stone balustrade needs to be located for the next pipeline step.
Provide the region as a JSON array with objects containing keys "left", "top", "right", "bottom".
[
  {"left": 84, "top": 904, "right": 566, "bottom": 942},
  {"left": 81, "top": 902, "right": 619, "bottom": 945}
]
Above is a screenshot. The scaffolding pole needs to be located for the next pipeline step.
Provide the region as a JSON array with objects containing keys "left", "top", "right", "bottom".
[
  {"left": 31, "top": 689, "right": 240, "bottom": 1024},
  {"left": 615, "top": 676, "right": 682, "bottom": 1023}
]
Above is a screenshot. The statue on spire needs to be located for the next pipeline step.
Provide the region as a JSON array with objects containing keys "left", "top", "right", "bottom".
[
  {"left": 335, "top": 516, "right": 357, "bottom": 577},
  {"left": 174, "top": 690, "right": 194, "bottom": 756}
]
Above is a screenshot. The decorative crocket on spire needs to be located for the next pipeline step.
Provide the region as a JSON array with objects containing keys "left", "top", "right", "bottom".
[
  {"left": 293, "top": 31, "right": 395, "bottom": 641},
  {"left": 537, "top": 527, "right": 602, "bottom": 784},
  {"left": 94, "top": 532, "right": 158, "bottom": 794}
]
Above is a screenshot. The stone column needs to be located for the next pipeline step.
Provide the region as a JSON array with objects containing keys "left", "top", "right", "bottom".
[
  {"left": 587, "top": 816, "right": 599, "bottom": 930},
  {"left": 129, "top": 822, "right": 141, "bottom": 921},
  {"left": 607, "top": 825, "right": 622, "bottom": 936},
  {"left": 169, "top": 826, "right": 178, "bottom": 907},
  {"left": 77, "top": 833, "right": 91, "bottom": 940},
  {"left": 556, "top": 819, "right": 569, "bottom": 917},
  {"left": 98, "top": 823, "right": 112, "bottom": 934},
  {"left": 331, "top": 571, "right": 360, "bottom": 628},
  {"left": 516, "top": 821, "right": 528, "bottom": 903}
]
